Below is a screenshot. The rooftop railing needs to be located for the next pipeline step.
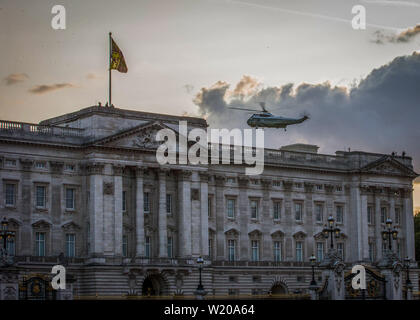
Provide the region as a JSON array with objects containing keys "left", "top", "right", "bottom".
[{"left": 0, "top": 120, "right": 85, "bottom": 138}]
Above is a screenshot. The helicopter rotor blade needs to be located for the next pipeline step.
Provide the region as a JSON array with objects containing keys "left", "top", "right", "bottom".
[{"left": 228, "top": 107, "right": 260, "bottom": 112}]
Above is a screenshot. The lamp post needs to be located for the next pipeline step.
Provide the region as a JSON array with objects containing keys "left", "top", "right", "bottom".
[
  {"left": 381, "top": 218, "right": 398, "bottom": 251},
  {"left": 309, "top": 254, "right": 317, "bottom": 287},
  {"left": 195, "top": 256, "right": 206, "bottom": 299},
  {"left": 0, "top": 217, "right": 15, "bottom": 253},
  {"left": 322, "top": 216, "right": 341, "bottom": 249},
  {"left": 403, "top": 256, "right": 412, "bottom": 300}
]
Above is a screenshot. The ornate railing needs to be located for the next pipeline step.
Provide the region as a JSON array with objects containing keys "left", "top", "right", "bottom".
[{"left": 0, "top": 120, "right": 85, "bottom": 138}]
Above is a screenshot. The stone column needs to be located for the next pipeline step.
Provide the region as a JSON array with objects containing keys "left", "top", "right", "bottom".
[
  {"left": 283, "top": 180, "right": 293, "bottom": 261},
  {"left": 349, "top": 183, "right": 362, "bottom": 262},
  {"left": 87, "top": 162, "right": 105, "bottom": 261},
  {"left": 199, "top": 172, "right": 209, "bottom": 257},
  {"left": 135, "top": 166, "right": 145, "bottom": 257},
  {"left": 360, "top": 187, "right": 369, "bottom": 262},
  {"left": 375, "top": 189, "right": 382, "bottom": 261},
  {"left": 19, "top": 159, "right": 33, "bottom": 256},
  {"left": 261, "top": 178, "right": 272, "bottom": 260},
  {"left": 49, "top": 161, "right": 64, "bottom": 256},
  {"left": 304, "top": 182, "right": 314, "bottom": 256},
  {"left": 238, "top": 175, "right": 249, "bottom": 260},
  {"left": 178, "top": 170, "right": 192, "bottom": 257},
  {"left": 113, "top": 165, "right": 123, "bottom": 257},
  {"left": 382, "top": 268, "right": 403, "bottom": 300},
  {"left": 215, "top": 175, "right": 226, "bottom": 261},
  {"left": 403, "top": 187, "right": 415, "bottom": 260},
  {"left": 158, "top": 168, "right": 168, "bottom": 258}
]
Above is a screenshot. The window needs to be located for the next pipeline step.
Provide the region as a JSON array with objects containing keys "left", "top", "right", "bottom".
[
  {"left": 227, "top": 199, "right": 235, "bottom": 218},
  {"left": 397, "top": 242, "right": 401, "bottom": 258},
  {"left": 337, "top": 243, "right": 344, "bottom": 260},
  {"left": 228, "top": 289, "right": 239, "bottom": 296},
  {"left": 36, "top": 186, "right": 46, "bottom": 208},
  {"left": 144, "top": 192, "right": 150, "bottom": 213},
  {"left": 145, "top": 236, "right": 151, "bottom": 258},
  {"left": 315, "top": 203, "right": 323, "bottom": 222},
  {"left": 65, "top": 164, "right": 75, "bottom": 171},
  {"left": 367, "top": 206, "right": 374, "bottom": 224},
  {"left": 166, "top": 194, "right": 172, "bottom": 214},
  {"left": 273, "top": 201, "right": 281, "bottom": 220},
  {"left": 381, "top": 207, "right": 387, "bottom": 223},
  {"left": 65, "top": 188, "right": 75, "bottom": 210},
  {"left": 273, "top": 241, "right": 282, "bottom": 262},
  {"left": 369, "top": 243, "right": 375, "bottom": 262},
  {"left": 295, "top": 182, "right": 302, "bottom": 188},
  {"left": 336, "top": 205, "right": 344, "bottom": 223},
  {"left": 316, "top": 242, "right": 324, "bottom": 262},
  {"left": 316, "top": 184, "right": 323, "bottom": 190},
  {"left": 296, "top": 241, "right": 303, "bottom": 262},
  {"left": 167, "top": 236, "right": 173, "bottom": 258},
  {"left": 252, "top": 276, "right": 261, "bottom": 283},
  {"left": 36, "top": 232, "right": 45, "bottom": 256},
  {"left": 5, "top": 183, "right": 16, "bottom": 206},
  {"left": 66, "top": 234, "right": 75, "bottom": 257},
  {"left": 251, "top": 240, "right": 259, "bottom": 261},
  {"left": 229, "top": 276, "right": 237, "bottom": 282},
  {"left": 227, "top": 177, "right": 235, "bottom": 183},
  {"left": 295, "top": 203, "right": 303, "bottom": 221},
  {"left": 273, "top": 180, "right": 281, "bottom": 187},
  {"left": 336, "top": 185, "right": 342, "bottom": 192},
  {"left": 6, "top": 238, "right": 15, "bottom": 256},
  {"left": 250, "top": 200, "right": 259, "bottom": 219},
  {"left": 228, "top": 239, "right": 235, "bottom": 261},
  {"left": 122, "top": 191, "right": 127, "bottom": 212},
  {"left": 35, "top": 161, "right": 46, "bottom": 169},
  {"left": 122, "top": 235, "right": 128, "bottom": 257},
  {"left": 5, "top": 159, "right": 16, "bottom": 167},
  {"left": 395, "top": 207, "right": 401, "bottom": 225}
]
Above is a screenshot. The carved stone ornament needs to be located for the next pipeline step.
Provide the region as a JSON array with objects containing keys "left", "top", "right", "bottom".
[
  {"left": 304, "top": 182, "right": 314, "bottom": 193},
  {"left": 324, "top": 184, "right": 334, "bottom": 193},
  {"left": 49, "top": 161, "right": 64, "bottom": 174},
  {"left": 19, "top": 158, "right": 34, "bottom": 170},
  {"left": 103, "top": 182, "right": 114, "bottom": 195},
  {"left": 283, "top": 180, "right": 293, "bottom": 191},
  {"left": 191, "top": 188, "right": 200, "bottom": 201},
  {"left": 131, "top": 127, "right": 162, "bottom": 149}
]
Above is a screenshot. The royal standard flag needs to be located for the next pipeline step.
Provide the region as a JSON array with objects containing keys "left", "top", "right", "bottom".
[{"left": 110, "top": 37, "right": 128, "bottom": 73}]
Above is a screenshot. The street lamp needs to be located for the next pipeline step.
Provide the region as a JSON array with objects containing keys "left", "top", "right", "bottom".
[
  {"left": 403, "top": 256, "right": 412, "bottom": 300},
  {"left": 322, "top": 216, "right": 341, "bottom": 249},
  {"left": 309, "top": 254, "right": 317, "bottom": 287},
  {"left": 381, "top": 218, "right": 398, "bottom": 251},
  {"left": 0, "top": 217, "right": 15, "bottom": 253},
  {"left": 195, "top": 256, "right": 206, "bottom": 299}
]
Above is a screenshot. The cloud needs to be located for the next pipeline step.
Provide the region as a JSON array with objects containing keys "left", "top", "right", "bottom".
[
  {"left": 3, "top": 73, "right": 28, "bottom": 85},
  {"left": 184, "top": 84, "right": 194, "bottom": 94},
  {"left": 193, "top": 52, "right": 420, "bottom": 173},
  {"left": 28, "top": 83, "right": 75, "bottom": 94},
  {"left": 86, "top": 73, "right": 102, "bottom": 80},
  {"left": 372, "top": 24, "right": 420, "bottom": 43}
]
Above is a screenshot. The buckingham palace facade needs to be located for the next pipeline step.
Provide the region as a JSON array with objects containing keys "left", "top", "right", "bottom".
[{"left": 0, "top": 105, "right": 418, "bottom": 299}]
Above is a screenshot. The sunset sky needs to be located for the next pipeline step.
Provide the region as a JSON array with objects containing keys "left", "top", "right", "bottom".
[{"left": 1, "top": 0, "right": 420, "bottom": 208}]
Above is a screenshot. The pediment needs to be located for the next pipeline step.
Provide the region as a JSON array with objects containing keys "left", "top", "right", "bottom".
[
  {"left": 358, "top": 156, "right": 417, "bottom": 178},
  {"left": 271, "top": 230, "right": 285, "bottom": 238},
  {"left": 61, "top": 221, "right": 81, "bottom": 231},
  {"left": 92, "top": 121, "right": 183, "bottom": 150},
  {"left": 32, "top": 220, "right": 51, "bottom": 230}
]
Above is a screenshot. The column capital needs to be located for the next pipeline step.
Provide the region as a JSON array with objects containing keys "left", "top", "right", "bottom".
[
  {"left": 214, "top": 174, "right": 226, "bottom": 186},
  {"left": 198, "top": 171, "right": 209, "bottom": 182},
  {"left": 178, "top": 169, "right": 192, "bottom": 181},
  {"left": 158, "top": 166, "right": 171, "bottom": 176},
  {"left": 49, "top": 161, "right": 64, "bottom": 174},
  {"left": 282, "top": 180, "right": 293, "bottom": 191},
  {"left": 82, "top": 162, "right": 105, "bottom": 175},
  {"left": 19, "top": 158, "right": 34, "bottom": 170},
  {"left": 112, "top": 164, "right": 124, "bottom": 176},
  {"left": 324, "top": 183, "right": 334, "bottom": 194},
  {"left": 304, "top": 181, "right": 314, "bottom": 193},
  {"left": 261, "top": 178, "right": 272, "bottom": 189},
  {"left": 135, "top": 165, "right": 147, "bottom": 177},
  {"left": 237, "top": 175, "right": 249, "bottom": 187}
]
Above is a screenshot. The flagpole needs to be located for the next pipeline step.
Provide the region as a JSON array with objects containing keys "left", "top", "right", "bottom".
[{"left": 109, "top": 32, "right": 112, "bottom": 106}]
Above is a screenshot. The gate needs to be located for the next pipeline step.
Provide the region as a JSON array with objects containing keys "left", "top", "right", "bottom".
[
  {"left": 19, "top": 276, "right": 56, "bottom": 300},
  {"left": 345, "top": 266, "right": 386, "bottom": 300}
]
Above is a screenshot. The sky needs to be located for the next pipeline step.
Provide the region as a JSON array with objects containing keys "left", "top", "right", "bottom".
[{"left": 1, "top": 0, "right": 420, "bottom": 208}]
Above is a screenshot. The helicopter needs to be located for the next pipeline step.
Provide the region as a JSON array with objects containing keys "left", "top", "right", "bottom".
[{"left": 229, "top": 102, "right": 309, "bottom": 131}]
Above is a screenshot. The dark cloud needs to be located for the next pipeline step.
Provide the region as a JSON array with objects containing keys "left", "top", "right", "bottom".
[
  {"left": 29, "top": 83, "right": 75, "bottom": 94},
  {"left": 193, "top": 52, "right": 420, "bottom": 173},
  {"left": 372, "top": 25, "right": 420, "bottom": 44},
  {"left": 3, "top": 73, "right": 28, "bottom": 85}
]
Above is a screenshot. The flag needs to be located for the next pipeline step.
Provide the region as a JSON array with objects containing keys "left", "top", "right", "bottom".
[{"left": 110, "top": 37, "right": 128, "bottom": 73}]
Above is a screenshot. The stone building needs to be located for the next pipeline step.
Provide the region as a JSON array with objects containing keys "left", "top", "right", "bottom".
[{"left": 0, "top": 105, "right": 418, "bottom": 299}]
